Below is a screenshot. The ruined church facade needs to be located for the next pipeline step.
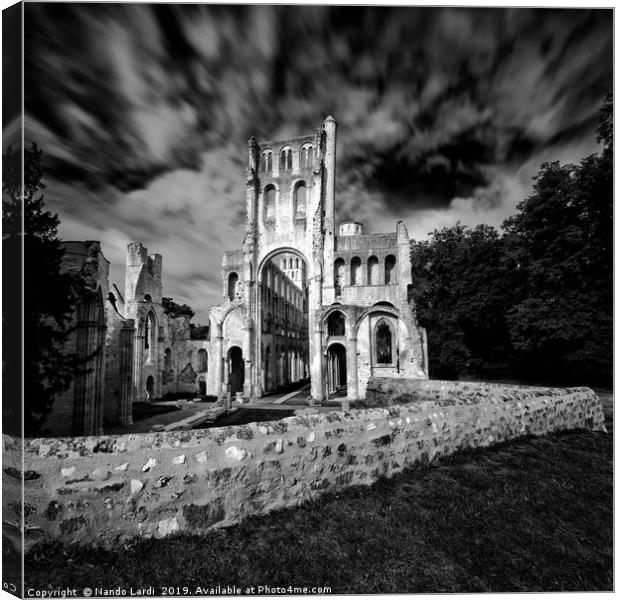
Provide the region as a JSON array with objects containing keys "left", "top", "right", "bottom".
[{"left": 208, "top": 116, "right": 428, "bottom": 404}]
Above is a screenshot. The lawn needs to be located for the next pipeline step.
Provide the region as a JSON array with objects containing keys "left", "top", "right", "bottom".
[{"left": 24, "top": 405, "right": 612, "bottom": 593}]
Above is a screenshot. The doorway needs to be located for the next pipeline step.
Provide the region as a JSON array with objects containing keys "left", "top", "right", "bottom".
[
  {"left": 146, "top": 375, "right": 154, "bottom": 401},
  {"left": 227, "top": 346, "right": 244, "bottom": 394},
  {"left": 327, "top": 343, "right": 347, "bottom": 395}
]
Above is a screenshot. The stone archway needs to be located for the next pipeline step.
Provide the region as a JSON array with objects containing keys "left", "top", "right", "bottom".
[
  {"left": 227, "top": 346, "right": 244, "bottom": 394},
  {"left": 327, "top": 342, "right": 347, "bottom": 395}
]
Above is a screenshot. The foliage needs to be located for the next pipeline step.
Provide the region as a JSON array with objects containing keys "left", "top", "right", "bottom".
[
  {"left": 2, "top": 143, "right": 77, "bottom": 435},
  {"left": 410, "top": 93, "right": 612, "bottom": 385},
  {"left": 162, "top": 296, "right": 195, "bottom": 319},
  {"left": 410, "top": 224, "right": 516, "bottom": 379},
  {"left": 502, "top": 93, "right": 612, "bottom": 384}
]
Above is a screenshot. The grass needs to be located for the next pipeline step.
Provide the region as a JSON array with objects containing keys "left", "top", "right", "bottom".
[
  {"left": 199, "top": 408, "right": 296, "bottom": 428},
  {"left": 130, "top": 402, "right": 179, "bottom": 422},
  {"left": 23, "top": 408, "right": 612, "bottom": 594}
]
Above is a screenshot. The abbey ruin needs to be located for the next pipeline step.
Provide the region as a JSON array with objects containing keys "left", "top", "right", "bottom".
[
  {"left": 207, "top": 115, "right": 428, "bottom": 403},
  {"left": 44, "top": 116, "right": 428, "bottom": 436}
]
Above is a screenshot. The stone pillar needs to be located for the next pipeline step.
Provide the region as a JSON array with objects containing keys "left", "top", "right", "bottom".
[
  {"left": 119, "top": 320, "right": 134, "bottom": 425},
  {"left": 132, "top": 327, "right": 144, "bottom": 404},
  {"left": 343, "top": 259, "right": 351, "bottom": 287},
  {"left": 322, "top": 116, "right": 337, "bottom": 293},
  {"left": 361, "top": 259, "right": 368, "bottom": 285},
  {"left": 215, "top": 323, "right": 224, "bottom": 398},
  {"left": 378, "top": 257, "right": 385, "bottom": 287},
  {"left": 309, "top": 270, "right": 325, "bottom": 403},
  {"left": 347, "top": 335, "right": 359, "bottom": 402},
  {"left": 242, "top": 318, "right": 253, "bottom": 399},
  {"left": 95, "top": 322, "right": 107, "bottom": 435}
]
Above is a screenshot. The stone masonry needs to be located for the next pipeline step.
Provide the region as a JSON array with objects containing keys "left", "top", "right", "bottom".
[{"left": 3, "top": 379, "right": 606, "bottom": 551}]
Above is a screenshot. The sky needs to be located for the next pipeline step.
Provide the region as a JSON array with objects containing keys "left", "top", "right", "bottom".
[{"left": 15, "top": 5, "right": 613, "bottom": 323}]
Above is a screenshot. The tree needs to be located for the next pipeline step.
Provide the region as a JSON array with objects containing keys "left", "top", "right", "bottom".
[
  {"left": 410, "top": 223, "right": 515, "bottom": 379},
  {"left": 502, "top": 93, "right": 612, "bottom": 384},
  {"left": 3, "top": 143, "right": 77, "bottom": 435},
  {"left": 162, "top": 296, "right": 195, "bottom": 319}
]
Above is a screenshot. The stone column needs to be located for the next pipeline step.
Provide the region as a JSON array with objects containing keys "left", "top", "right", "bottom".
[
  {"left": 361, "top": 259, "right": 368, "bottom": 285},
  {"left": 242, "top": 317, "right": 253, "bottom": 399},
  {"left": 215, "top": 322, "right": 224, "bottom": 398},
  {"left": 343, "top": 259, "right": 351, "bottom": 287},
  {"left": 309, "top": 275, "right": 325, "bottom": 403},
  {"left": 95, "top": 322, "right": 107, "bottom": 435},
  {"left": 347, "top": 335, "right": 359, "bottom": 402},
  {"left": 322, "top": 116, "right": 337, "bottom": 294},
  {"left": 132, "top": 327, "right": 144, "bottom": 404},
  {"left": 119, "top": 320, "right": 134, "bottom": 425}
]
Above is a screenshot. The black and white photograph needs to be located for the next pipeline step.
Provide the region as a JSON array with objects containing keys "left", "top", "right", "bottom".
[{"left": 2, "top": 2, "right": 613, "bottom": 596}]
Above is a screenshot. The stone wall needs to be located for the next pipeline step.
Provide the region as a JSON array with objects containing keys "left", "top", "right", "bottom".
[{"left": 3, "top": 380, "right": 605, "bottom": 552}]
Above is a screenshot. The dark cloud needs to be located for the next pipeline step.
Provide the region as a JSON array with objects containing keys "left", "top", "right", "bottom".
[{"left": 20, "top": 5, "right": 612, "bottom": 319}]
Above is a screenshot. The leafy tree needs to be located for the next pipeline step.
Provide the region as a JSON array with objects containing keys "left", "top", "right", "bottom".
[
  {"left": 162, "top": 296, "right": 195, "bottom": 319},
  {"left": 411, "top": 93, "right": 612, "bottom": 386},
  {"left": 502, "top": 93, "right": 612, "bottom": 384},
  {"left": 3, "top": 143, "right": 77, "bottom": 435},
  {"left": 410, "top": 223, "right": 515, "bottom": 379}
]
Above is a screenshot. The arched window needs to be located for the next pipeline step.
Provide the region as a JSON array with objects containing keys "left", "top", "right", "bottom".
[
  {"left": 280, "top": 147, "right": 293, "bottom": 171},
  {"left": 375, "top": 320, "right": 393, "bottom": 364},
  {"left": 327, "top": 311, "right": 345, "bottom": 336},
  {"left": 164, "top": 348, "right": 172, "bottom": 370},
  {"left": 197, "top": 348, "right": 208, "bottom": 372},
  {"left": 367, "top": 256, "right": 379, "bottom": 285},
  {"left": 228, "top": 272, "right": 238, "bottom": 301},
  {"left": 144, "top": 312, "right": 156, "bottom": 361},
  {"left": 334, "top": 258, "right": 345, "bottom": 296},
  {"left": 262, "top": 150, "right": 272, "bottom": 172},
  {"left": 385, "top": 255, "right": 396, "bottom": 284},
  {"left": 350, "top": 257, "right": 361, "bottom": 285},
  {"left": 264, "top": 185, "right": 276, "bottom": 221},
  {"left": 294, "top": 181, "right": 307, "bottom": 217},
  {"left": 300, "top": 145, "right": 314, "bottom": 169},
  {"left": 144, "top": 294, "right": 152, "bottom": 303}
]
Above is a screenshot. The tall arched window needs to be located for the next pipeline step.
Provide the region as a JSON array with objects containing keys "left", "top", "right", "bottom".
[
  {"left": 197, "top": 348, "right": 208, "bottom": 372},
  {"left": 280, "top": 147, "right": 293, "bottom": 171},
  {"left": 334, "top": 258, "right": 345, "bottom": 296},
  {"left": 351, "top": 257, "right": 361, "bottom": 285},
  {"left": 264, "top": 185, "right": 276, "bottom": 221},
  {"left": 164, "top": 348, "right": 172, "bottom": 370},
  {"left": 367, "top": 256, "right": 379, "bottom": 285},
  {"left": 327, "top": 311, "right": 345, "bottom": 336},
  {"left": 300, "top": 145, "right": 314, "bottom": 169},
  {"left": 294, "top": 181, "right": 306, "bottom": 217},
  {"left": 228, "top": 272, "right": 238, "bottom": 301},
  {"left": 262, "top": 151, "right": 272, "bottom": 172},
  {"left": 385, "top": 255, "right": 396, "bottom": 284},
  {"left": 144, "top": 312, "right": 156, "bottom": 362},
  {"left": 375, "top": 320, "right": 393, "bottom": 364}
]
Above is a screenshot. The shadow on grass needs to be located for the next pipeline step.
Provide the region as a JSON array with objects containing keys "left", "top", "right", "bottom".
[{"left": 25, "top": 427, "right": 612, "bottom": 593}]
